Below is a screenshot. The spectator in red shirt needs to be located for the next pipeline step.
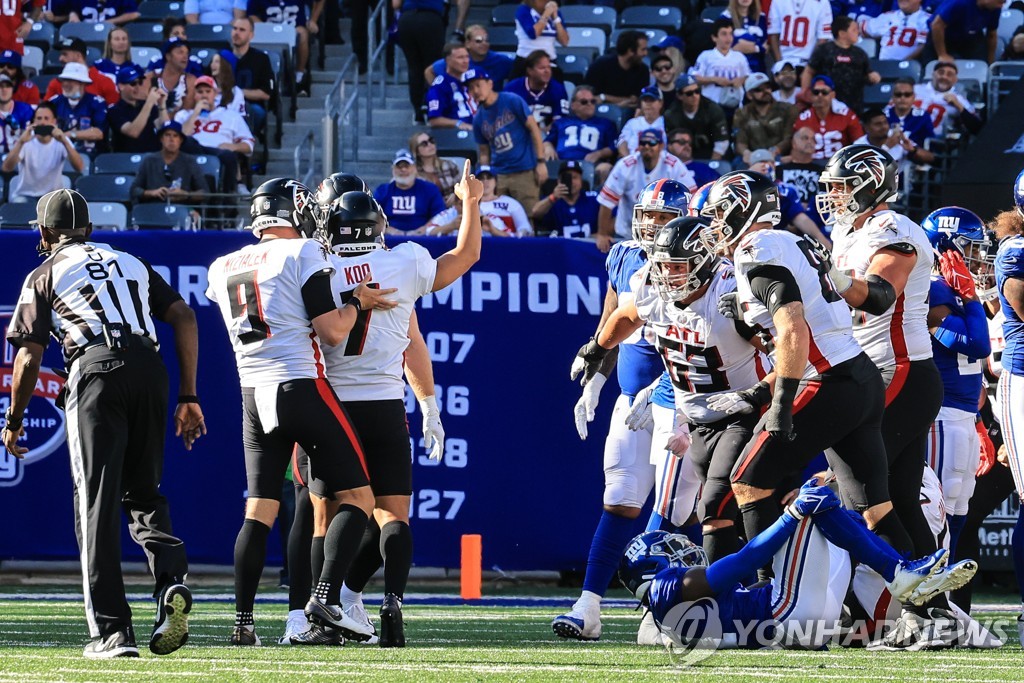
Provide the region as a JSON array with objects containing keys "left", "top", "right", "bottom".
[
  {"left": 0, "top": 48, "right": 39, "bottom": 105},
  {"left": 792, "top": 74, "right": 862, "bottom": 160},
  {"left": 0, "top": 0, "right": 42, "bottom": 56},
  {"left": 44, "top": 37, "right": 120, "bottom": 104}
]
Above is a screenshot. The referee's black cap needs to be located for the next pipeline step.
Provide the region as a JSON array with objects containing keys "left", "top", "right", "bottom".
[{"left": 31, "top": 189, "right": 90, "bottom": 231}]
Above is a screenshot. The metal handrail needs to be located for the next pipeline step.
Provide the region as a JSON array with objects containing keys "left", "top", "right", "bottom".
[
  {"left": 365, "top": 0, "right": 390, "bottom": 135},
  {"left": 294, "top": 130, "right": 317, "bottom": 186},
  {"left": 323, "top": 52, "right": 361, "bottom": 173}
]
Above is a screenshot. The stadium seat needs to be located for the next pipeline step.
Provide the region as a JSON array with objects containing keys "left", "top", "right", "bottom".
[
  {"left": 137, "top": 0, "right": 185, "bottom": 20},
  {"left": 186, "top": 24, "right": 233, "bottom": 49},
  {"left": 619, "top": 6, "right": 684, "bottom": 32},
  {"left": 999, "top": 9, "right": 1024, "bottom": 42},
  {"left": 92, "top": 153, "right": 146, "bottom": 175},
  {"left": 131, "top": 46, "right": 161, "bottom": 67},
  {"left": 432, "top": 129, "right": 478, "bottom": 164},
  {"left": 0, "top": 202, "right": 36, "bottom": 230},
  {"left": 594, "top": 103, "right": 631, "bottom": 130},
  {"left": 193, "top": 48, "right": 216, "bottom": 68},
  {"left": 193, "top": 154, "right": 221, "bottom": 192},
  {"left": 567, "top": 27, "right": 607, "bottom": 54},
  {"left": 863, "top": 82, "right": 894, "bottom": 108},
  {"left": 610, "top": 28, "right": 668, "bottom": 50},
  {"left": 700, "top": 6, "right": 724, "bottom": 22},
  {"left": 490, "top": 4, "right": 518, "bottom": 26},
  {"left": 26, "top": 21, "right": 55, "bottom": 52},
  {"left": 63, "top": 155, "right": 88, "bottom": 180},
  {"left": 75, "top": 174, "right": 133, "bottom": 203},
  {"left": 560, "top": 53, "right": 589, "bottom": 84},
  {"left": 559, "top": 46, "right": 599, "bottom": 64},
  {"left": 132, "top": 203, "right": 192, "bottom": 230},
  {"left": 59, "top": 21, "right": 115, "bottom": 48},
  {"left": 870, "top": 59, "right": 921, "bottom": 83},
  {"left": 253, "top": 23, "right": 296, "bottom": 50},
  {"left": 487, "top": 26, "right": 518, "bottom": 53},
  {"left": 88, "top": 202, "right": 129, "bottom": 231},
  {"left": 561, "top": 6, "right": 617, "bottom": 35},
  {"left": 705, "top": 159, "right": 731, "bottom": 174},
  {"left": 125, "top": 22, "right": 166, "bottom": 46},
  {"left": 858, "top": 37, "right": 878, "bottom": 58},
  {"left": 21, "top": 46, "right": 43, "bottom": 78},
  {"left": 989, "top": 61, "right": 1024, "bottom": 112},
  {"left": 31, "top": 74, "right": 54, "bottom": 93}
]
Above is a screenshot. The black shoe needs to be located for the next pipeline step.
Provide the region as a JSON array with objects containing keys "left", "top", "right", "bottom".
[
  {"left": 150, "top": 584, "right": 192, "bottom": 655},
  {"left": 290, "top": 623, "right": 345, "bottom": 646},
  {"left": 229, "top": 625, "right": 262, "bottom": 646},
  {"left": 304, "top": 595, "right": 375, "bottom": 642},
  {"left": 379, "top": 593, "right": 405, "bottom": 648},
  {"left": 84, "top": 628, "right": 139, "bottom": 659}
]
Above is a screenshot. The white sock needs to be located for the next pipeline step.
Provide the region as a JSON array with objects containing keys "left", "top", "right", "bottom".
[
  {"left": 340, "top": 584, "right": 362, "bottom": 607},
  {"left": 576, "top": 590, "right": 602, "bottom": 610},
  {"left": 287, "top": 609, "right": 304, "bottom": 621}
]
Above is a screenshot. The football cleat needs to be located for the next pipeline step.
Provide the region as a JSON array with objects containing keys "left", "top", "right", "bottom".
[
  {"left": 886, "top": 549, "right": 948, "bottom": 603},
  {"left": 304, "top": 595, "right": 375, "bottom": 642},
  {"left": 552, "top": 600, "right": 602, "bottom": 641},
  {"left": 229, "top": 625, "right": 261, "bottom": 646},
  {"left": 907, "top": 559, "right": 978, "bottom": 606},
  {"left": 866, "top": 611, "right": 944, "bottom": 651},
  {"left": 378, "top": 593, "right": 405, "bottom": 648},
  {"left": 341, "top": 598, "right": 379, "bottom": 645},
  {"left": 150, "top": 583, "right": 192, "bottom": 655},
  {"left": 1017, "top": 614, "right": 1023, "bottom": 648},
  {"left": 277, "top": 610, "right": 309, "bottom": 645},
  {"left": 83, "top": 628, "right": 139, "bottom": 659},
  {"left": 637, "top": 609, "right": 667, "bottom": 646},
  {"left": 289, "top": 623, "right": 344, "bottom": 646}
]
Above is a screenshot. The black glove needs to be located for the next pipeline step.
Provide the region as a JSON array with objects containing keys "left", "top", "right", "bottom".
[
  {"left": 570, "top": 337, "right": 612, "bottom": 386},
  {"left": 718, "top": 292, "right": 740, "bottom": 320},
  {"left": 765, "top": 377, "right": 800, "bottom": 441}
]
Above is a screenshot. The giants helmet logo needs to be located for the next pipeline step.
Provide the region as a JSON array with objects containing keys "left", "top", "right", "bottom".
[{"left": 844, "top": 148, "right": 887, "bottom": 188}]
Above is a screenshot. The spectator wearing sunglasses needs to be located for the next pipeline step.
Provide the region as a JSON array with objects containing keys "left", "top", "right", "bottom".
[
  {"left": 131, "top": 120, "right": 209, "bottom": 204},
  {"left": 425, "top": 25, "right": 514, "bottom": 91},
  {"left": 542, "top": 85, "right": 616, "bottom": 185},
  {"left": 664, "top": 74, "right": 730, "bottom": 160},
  {"left": 733, "top": 72, "right": 796, "bottom": 164},
  {"left": 884, "top": 77, "right": 936, "bottom": 163},
  {"left": 792, "top": 74, "right": 863, "bottom": 160},
  {"left": 665, "top": 128, "right": 720, "bottom": 187},
  {"left": 409, "top": 130, "right": 461, "bottom": 205},
  {"left": 616, "top": 86, "right": 665, "bottom": 156},
  {"left": 649, "top": 53, "right": 682, "bottom": 101},
  {"left": 108, "top": 64, "right": 171, "bottom": 154}
]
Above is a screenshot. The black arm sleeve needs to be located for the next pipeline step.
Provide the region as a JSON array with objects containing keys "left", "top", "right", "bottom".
[
  {"left": 301, "top": 271, "right": 338, "bottom": 320},
  {"left": 859, "top": 273, "right": 897, "bottom": 316},
  {"left": 746, "top": 264, "right": 803, "bottom": 316}
]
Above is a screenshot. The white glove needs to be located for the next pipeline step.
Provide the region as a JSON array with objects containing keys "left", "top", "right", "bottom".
[
  {"left": 420, "top": 396, "right": 445, "bottom": 461},
  {"left": 625, "top": 383, "right": 655, "bottom": 432},
  {"left": 570, "top": 354, "right": 586, "bottom": 382},
  {"left": 666, "top": 421, "right": 691, "bottom": 458},
  {"left": 573, "top": 373, "right": 606, "bottom": 440},
  {"left": 706, "top": 391, "right": 756, "bottom": 416}
]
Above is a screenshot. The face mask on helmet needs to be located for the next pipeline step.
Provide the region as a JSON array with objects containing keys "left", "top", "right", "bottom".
[
  {"left": 698, "top": 171, "right": 780, "bottom": 254},
  {"left": 815, "top": 145, "right": 898, "bottom": 227},
  {"left": 648, "top": 216, "right": 718, "bottom": 303},
  {"left": 922, "top": 206, "right": 997, "bottom": 296},
  {"left": 631, "top": 179, "right": 690, "bottom": 251},
  {"left": 618, "top": 531, "right": 709, "bottom": 604}
]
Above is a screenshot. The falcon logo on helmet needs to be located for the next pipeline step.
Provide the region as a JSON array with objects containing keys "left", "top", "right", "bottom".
[
  {"left": 717, "top": 173, "right": 753, "bottom": 208},
  {"left": 817, "top": 144, "right": 898, "bottom": 226},
  {"left": 844, "top": 148, "right": 887, "bottom": 188},
  {"left": 699, "top": 170, "right": 780, "bottom": 253}
]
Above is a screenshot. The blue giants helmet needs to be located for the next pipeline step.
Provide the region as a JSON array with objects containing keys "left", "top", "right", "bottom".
[
  {"left": 618, "top": 531, "right": 709, "bottom": 604},
  {"left": 632, "top": 179, "right": 691, "bottom": 251},
  {"left": 1015, "top": 168, "right": 1024, "bottom": 218},
  {"left": 922, "top": 206, "right": 997, "bottom": 295},
  {"left": 687, "top": 181, "right": 714, "bottom": 217}
]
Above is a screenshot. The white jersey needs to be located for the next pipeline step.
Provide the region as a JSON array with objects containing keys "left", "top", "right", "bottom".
[
  {"left": 174, "top": 105, "right": 255, "bottom": 154},
  {"left": 986, "top": 308, "right": 1005, "bottom": 381},
  {"left": 734, "top": 229, "right": 862, "bottom": 378},
  {"left": 862, "top": 9, "right": 930, "bottom": 61},
  {"left": 632, "top": 262, "right": 773, "bottom": 423},
  {"left": 206, "top": 238, "right": 333, "bottom": 388},
  {"left": 598, "top": 151, "right": 696, "bottom": 238},
  {"left": 690, "top": 48, "right": 750, "bottom": 106},
  {"left": 324, "top": 243, "right": 437, "bottom": 401},
  {"left": 831, "top": 210, "right": 934, "bottom": 370},
  {"left": 913, "top": 82, "right": 975, "bottom": 135},
  {"left": 480, "top": 195, "right": 533, "bottom": 236},
  {"left": 767, "top": 0, "right": 833, "bottom": 66},
  {"left": 617, "top": 115, "right": 666, "bottom": 155}
]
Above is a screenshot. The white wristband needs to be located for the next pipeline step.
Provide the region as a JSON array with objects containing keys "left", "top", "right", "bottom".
[
  {"left": 830, "top": 267, "right": 853, "bottom": 294},
  {"left": 419, "top": 395, "right": 440, "bottom": 416}
]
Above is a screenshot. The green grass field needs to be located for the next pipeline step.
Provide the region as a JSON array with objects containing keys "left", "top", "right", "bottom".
[{"left": 1, "top": 589, "right": 1021, "bottom": 682}]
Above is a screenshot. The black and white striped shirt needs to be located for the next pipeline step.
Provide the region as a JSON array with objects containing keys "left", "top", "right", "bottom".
[{"left": 7, "top": 239, "right": 182, "bottom": 368}]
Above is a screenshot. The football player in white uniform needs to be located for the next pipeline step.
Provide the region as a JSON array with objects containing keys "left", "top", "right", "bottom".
[
  {"left": 206, "top": 178, "right": 398, "bottom": 646},
  {"left": 818, "top": 144, "right": 948, "bottom": 649},
  {"left": 767, "top": 0, "right": 833, "bottom": 66}
]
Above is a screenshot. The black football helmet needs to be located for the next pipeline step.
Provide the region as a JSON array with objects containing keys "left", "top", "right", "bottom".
[
  {"left": 816, "top": 144, "right": 899, "bottom": 226},
  {"left": 699, "top": 170, "right": 780, "bottom": 253},
  {"left": 250, "top": 177, "right": 318, "bottom": 238},
  {"left": 649, "top": 216, "right": 719, "bottom": 303},
  {"left": 323, "top": 190, "right": 387, "bottom": 255},
  {"left": 631, "top": 179, "right": 691, "bottom": 252},
  {"left": 315, "top": 172, "right": 369, "bottom": 210}
]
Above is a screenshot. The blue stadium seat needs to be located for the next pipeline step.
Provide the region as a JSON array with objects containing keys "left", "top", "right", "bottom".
[
  {"left": 619, "top": 6, "right": 683, "bottom": 32},
  {"left": 432, "top": 129, "right": 479, "bottom": 164},
  {"left": 137, "top": 1, "right": 185, "bottom": 21},
  {"left": 75, "top": 174, "right": 133, "bottom": 203},
  {"left": 26, "top": 21, "right": 55, "bottom": 52},
  {"left": 487, "top": 26, "right": 518, "bottom": 53},
  {"left": 125, "top": 22, "right": 166, "bottom": 46},
  {"left": 186, "top": 24, "right": 233, "bottom": 49},
  {"left": 566, "top": 27, "right": 606, "bottom": 54},
  {"left": 21, "top": 46, "right": 44, "bottom": 78},
  {"left": 863, "top": 82, "right": 894, "bottom": 108},
  {"left": 870, "top": 59, "right": 922, "bottom": 83},
  {"left": 560, "top": 53, "right": 590, "bottom": 84},
  {"left": 192, "top": 154, "right": 221, "bottom": 192},
  {"left": 59, "top": 22, "right": 115, "bottom": 48},
  {"left": 561, "top": 6, "right": 617, "bottom": 35},
  {"left": 93, "top": 153, "right": 147, "bottom": 175},
  {"left": 0, "top": 202, "right": 37, "bottom": 230},
  {"left": 132, "top": 203, "right": 192, "bottom": 230},
  {"left": 131, "top": 46, "right": 161, "bottom": 67},
  {"left": 999, "top": 9, "right": 1024, "bottom": 42},
  {"left": 594, "top": 103, "right": 630, "bottom": 131},
  {"left": 88, "top": 202, "right": 129, "bottom": 231},
  {"left": 490, "top": 4, "right": 518, "bottom": 26}
]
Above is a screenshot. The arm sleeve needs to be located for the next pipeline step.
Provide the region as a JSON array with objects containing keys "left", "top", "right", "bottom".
[
  {"left": 706, "top": 513, "right": 800, "bottom": 593},
  {"left": 746, "top": 264, "right": 804, "bottom": 315},
  {"left": 301, "top": 271, "right": 337, "bottom": 320},
  {"left": 7, "top": 270, "right": 53, "bottom": 347},
  {"left": 145, "top": 261, "right": 184, "bottom": 321},
  {"left": 933, "top": 300, "right": 992, "bottom": 360},
  {"left": 516, "top": 5, "right": 537, "bottom": 39}
]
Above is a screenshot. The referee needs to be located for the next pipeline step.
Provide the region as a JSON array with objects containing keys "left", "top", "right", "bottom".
[{"left": 1, "top": 190, "right": 206, "bottom": 659}]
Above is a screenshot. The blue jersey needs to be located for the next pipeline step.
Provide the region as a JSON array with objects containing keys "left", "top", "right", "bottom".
[
  {"left": 884, "top": 105, "right": 935, "bottom": 147},
  {"left": 545, "top": 115, "right": 618, "bottom": 161},
  {"left": 50, "top": 93, "right": 107, "bottom": 154},
  {"left": 607, "top": 241, "right": 663, "bottom": 398},
  {"left": 145, "top": 55, "right": 205, "bottom": 77},
  {"left": 929, "top": 277, "right": 985, "bottom": 412},
  {"left": 503, "top": 76, "right": 569, "bottom": 129},
  {"left": 653, "top": 371, "right": 674, "bottom": 409},
  {"left": 426, "top": 72, "right": 475, "bottom": 124},
  {"left": 248, "top": 0, "right": 306, "bottom": 26},
  {"left": 373, "top": 179, "right": 446, "bottom": 233},
  {"left": 473, "top": 92, "right": 537, "bottom": 175},
  {"left": 997, "top": 235, "right": 1024, "bottom": 376},
  {"left": 932, "top": 0, "right": 1000, "bottom": 43},
  {"left": 76, "top": 0, "right": 138, "bottom": 22},
  {"left": 0, "top": 101, "right": 35, "bottom": 155},
  {"left": 777, "top": 182, "right": 807, "bottom": 228},
  {"left": 431, "top": 52, "right": 514, "bottom": 91},
  {"left": 689, "top": 161, "right": 721, "bottom": 188},
  {"left": 723, "top": 11, "right": 768, "bottom": 73},
  {"left": 542, "top": 191, "right": 599, "bottom": 238}
]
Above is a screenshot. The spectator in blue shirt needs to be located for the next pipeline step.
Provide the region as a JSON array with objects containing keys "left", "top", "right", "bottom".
[
  {"left": 50, "top": 63, "right": 108, "bottom": 156},
  {"left": 69, "top": 0, "right": 140, "bottom": 24},
  {"left": 532, "top": 160, "right": 600, "bottom": 238},
  {"left": 749, "top": 148, "right": 833, "bottom": 246},
  {"left": 425, "top": 25, "right": 515, "bottom": 91},
  {"left": 427, "top": 42, "right": 476, "bottom": 131},
  {"left": 185, "top": 0, "right": 246, "bottom": 24},
  {"left": 928, "top": 0, "right": 1003, "bottom": 63},
  {"left": 512, "top": 0, "right": 569, "bottom": 79},
  {"left": 0, "top": 73, "right": 35, "bottom": 155},
  {"left": 884, "top": 77, "right": 937, "bottom": 166},
  {"left": 374, "top": 149, "right": 447, "bottom": 234},
  {"left": 665, "top": 128, "right": 721, "bottom": 187},
  {"left": 503, "top": 49, "right": 569, "bottom": 134},
  {"left": 466, "top": 67, "right": 547, "bottom": 217},
  {"left": 542, "top": 84, "right": 616, "bottom": 189}
]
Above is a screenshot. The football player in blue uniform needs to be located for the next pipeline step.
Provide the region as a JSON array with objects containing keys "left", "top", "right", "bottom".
[
  {"left": 921, "top": 207, "right": 994, "bottom": 559},
  {"left": 620, "top": 482, "right": 978, "bottom": 650}
]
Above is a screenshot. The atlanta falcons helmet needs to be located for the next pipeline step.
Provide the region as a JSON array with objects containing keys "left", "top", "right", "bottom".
[
  {"left": 632, "top": 179, "right": 690, "bottom": 251},
  {"left": 323, "top": 191, "right": 387, "bottom": 255},
  {"left": 922, "top": 206, "right": 997, "bottom": 294},
  {"left": 816, "top": 144, "right": 899, "bottom": 226},
  {"left": 249, "top": 177, "right": 318, "bottom": 238},
  {"left": 687, "top": 181, "right": 714, "bottom": 217},
  {"left": 618, "top": 531, "right": 709, "bottom": 604},
  {"left": 648, "top": 216, "right": 719, "bottom": 303},
  {"left": 699, "top": 170, "right": 780, "bottom": 252},
  {"left": 315, "top": 173, "right": 370, "bottom": 210}
]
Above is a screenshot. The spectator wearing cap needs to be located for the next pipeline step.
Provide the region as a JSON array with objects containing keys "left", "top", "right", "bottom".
[
  {"left": 154, "top": 38, "right": 198, "bottom": 116},
  {"left": 49, "top": 62, "right": 109, "bottom": 155},
  {"left": 0, "top": 50, "right": 39, "bottom": 105},
  {"left": 132, "top": 120, "right": 209, "bottom": 204},
  {"left": 144, "top": 22, "right": 205, "bottom": 78},
  {"left": 511, "top": 0, "right": 569, "bottom": 80},
  {"left": 108, "top": 64, "right": 171, "bottom": 154},
  {"left": 771, "top": 60, "right": 800, "bottom": 105},
  {"left": 210, "top": 50, "right": 246, "bottom": 116},
  {"left": 466, "top": 67, "right": 547, "bottom": 220},
  {"left": 185, "top": 0, "right": 246, "bottom": 24},
  {"left": 503, "top": 49, "right": 569, "bottom": 134},
  {"left": 666, "top": 128, "right": 720, "bottom": 187},
  {"left": 802, "top": 16, "right": 880, "bottom": 113},
  {"left": 542, "top": 84, "right": 616, "bottom": 183},
  {"left": 597, "top": 129, "right": 695, "bottom": 252},
  {"left": 247, "top": 0, "right": 322, "bottom": 96},
  {"left": 231, "top": 17, "right": 273, "bottom": 139},
  {"left": 433, "top": 165, "right": 533, "bottom": 237},
  {"left": 792, "top": 74, "right": 863, "bottom": 160},
  {"left": 95, "top": 27, "right": 133, "bottom": 86},
  {"left": 410, "top": 130, "right": 461, "bottom": 205},
  {"left": 426, "top": 42, "right": 477, "bottom": 131},
  {"left": 733, "top": 71, "right": 796, "bottom": 163},
  {"left": 0, "top": 0, "right": 41, "bottom": 56},
  {"left": 46, "top": 38, "right": 120, "bottom": 105},
  {"left": 913, "top": 60, "right": 982, "bottom": 137},
  {"left": 425, "top": 25, "right": 514, "bottom": 91},
  {"left": 691, "top": 19, "right": 751, "bottom": 110},
  {"left": 884, "top": 77, "right": 936, "bottom": 165},
  {"left": 584, "top": 30, "right": 649, "bottom": 109},
  {"left": 748, "top": 148, "right": 831, "bottom": 246},
  {"left": 0, "top": 73, "right": 33, "bottom": 155},
  {"left": 373, "top": 149, "right": 447, "bottom": 235},
  {"left": 532, "top": 159, "right": 600, "bottom": 238},
  {"left": 650, "top": 52, "right": 683, "bottom": 102},
  {"left": 617, "top": 86, "right": 665, "bottom": 156},
  {"left": 2, "top": 102, "right": 84, "bottom": 202},
  {"left": 68, "top": 0, "right": 140, "bottom": 24},
  {"left": 174, "top": 75, "right": 253, "bottom": 193},
  {"left": 664, "top": 73, "right": 730, "bottom": 160},
  {"left": 722, "top": 0, "right": 768, "bottom": 73},
  {"left": 927, "top": 0, "right": 1002, "bottom": 63}
]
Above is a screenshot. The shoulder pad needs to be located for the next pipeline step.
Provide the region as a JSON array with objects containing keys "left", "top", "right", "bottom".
[{"left": 733, "top": 231, "right": 794, "bottom": 271}]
